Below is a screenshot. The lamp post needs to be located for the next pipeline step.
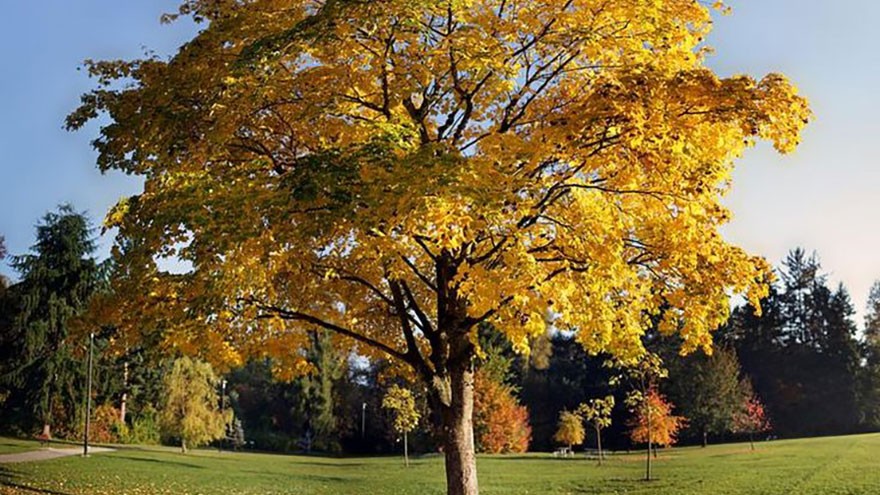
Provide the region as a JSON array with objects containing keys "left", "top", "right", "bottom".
[
  {"left": 361, "top": 402, "right": 366, "bottom": 438},
  {"left": 82, "top": 332, "right": 94, "bottom": 457}
]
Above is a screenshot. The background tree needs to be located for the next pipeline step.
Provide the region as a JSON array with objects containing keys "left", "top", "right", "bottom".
[
  {"left": 0, "top": 206, "right": 100, "bottom": 437},
  {"left": 382, "top": 385, "right": 420, "bottom": 467},
  {"left": 159, "top": 357, "right": 229, "bottom": 453},
  {"left": 732, "top": 382, "right": 771, "bottom": 451},
  {"left": 578, "top": 396, "right": 614, "bottom": 464},
  {"left": 719, "top": 250, "right": 861, "bottom": 437},
  {"left": 858, "top": 281, "right": 880, "bottom": 430},
  {"left": 70, "top": 1, "right": 809, "bottom": 493},
  {"left": 665, "top": 347, "right": 744, "bottom": 446},
  {"left": 473, "top": 370, "right": 531, "bottom": 454},
  {"left": 553, "top": 411, "right": 585, "bottom": 453}
]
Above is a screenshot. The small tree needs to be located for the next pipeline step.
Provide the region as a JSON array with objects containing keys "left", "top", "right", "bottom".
[
  {"left": 733, "top": 387, "right": 771, "bottom": 451},
  {"left": 159, "top": 357, "right": 229, "bottom": 453},
  {"left": 553, "top": 410, "right": 585, "bottom": 452},
  {"left": 473, "top": 369, "right": 531, "bottom": 454},
  {"left": 578, "top": 396, "right": 615, "bottom": 465},
  {"left": 382, "top": 385, "right": 420, "bottom": 467},
  {"left": 628, "top": 389, "right": 686, "bottom": 455},
  {"left": 231, "top": 418, "right": 246, "bottom": 451}
]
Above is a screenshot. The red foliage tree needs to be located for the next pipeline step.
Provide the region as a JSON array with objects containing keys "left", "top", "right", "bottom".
[
  {"left": 733, "top": 394, "right": 771, "bottom": 450},
  {"left": 473, "top": 370, "right": 531, "bottom": 454},
  {"left": 628, "top": 389, "right": 686, "bottom": 451}
]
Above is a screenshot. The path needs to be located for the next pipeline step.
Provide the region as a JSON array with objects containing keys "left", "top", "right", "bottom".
[{"left": 0, "top": 447, "right": 115, "bottom": 464}]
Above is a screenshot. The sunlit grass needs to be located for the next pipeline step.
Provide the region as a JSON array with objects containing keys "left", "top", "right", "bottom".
[{"left": 1, "top": 433, "right": 878, "bottom": 494}]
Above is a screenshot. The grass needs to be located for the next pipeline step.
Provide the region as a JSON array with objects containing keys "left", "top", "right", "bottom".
[
  {"left": 0, "top": 438, "right": 44, "bottom": 455},
  {"left": 1, "top": 433, "right": 879, "bottom": 494}
]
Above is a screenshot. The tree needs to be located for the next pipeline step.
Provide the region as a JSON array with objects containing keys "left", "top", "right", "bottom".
[
  {"left": 382, "top": 385, "right": 421, "bottom": 467},
  {"left": 578, "top": 396, "right": 614, "bottom": 464},
  {"left": 720, "top": 250, "right": 861, "bottom": 437},
  {"left": 732, "top": 383, "right": 771, "bottom": 451},
  {"left": 69, "top": 2, "right": 809, "bottom": 493},
  {"left": 666, "top": 347, "right": 744, "bottom": 447},
  {"left": 553, "top": 410, "right": 585, "bottom": 452},
  {"left": 159, "top": 357, "right": 229, "bottom": 453},
  {"left": 473, "top": 370, "right": 531, "bottom": 454},
  {"left": 860, "top": 281, "right": 880, "bottom": 429},
  {"left": 628, "top": 389, "right": 685, "bottom": 455},
  {"left": 0, "top": 206, "right": 100, "bottom": 437}
]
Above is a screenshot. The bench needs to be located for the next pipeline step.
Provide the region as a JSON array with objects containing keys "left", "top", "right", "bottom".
[
  {"left": 35, "top": 432, "right": 51, "bottom": 447},
  {"left": 553, "top": 447, "right": 574, "bottom": 458}
]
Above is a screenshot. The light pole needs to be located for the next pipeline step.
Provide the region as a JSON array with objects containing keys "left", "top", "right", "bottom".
[
  {"left": 82, "top": 332, "right": 94, "bottom": 457},
  {"left": 361, "top": 402, "right": 366, "bottom": 439}
]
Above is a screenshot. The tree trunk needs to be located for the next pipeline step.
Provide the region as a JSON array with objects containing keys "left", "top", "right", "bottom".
[
  {"left": 120, "top": 361, "right": 129, "bottom": 424},
  {"left": 404, "top": 431, "right": 409, "bottom": 467},
  {"left": 702, "top": 429, "right": 708, "bottom": 448},
  {"left": 181, "top": 438, "right": 187, "bottom": 454},
  {"left": 595, "top": 425, "right": 603, "bottom": 466},
  {"left": 749, "top": 433, "right": 754, "bottom": 451},
  {"left": 645, "top": 400, "right": 652, "bottom": 481},
  {"left": 437, "top": 365, "right": 479, "bottom": 495}
]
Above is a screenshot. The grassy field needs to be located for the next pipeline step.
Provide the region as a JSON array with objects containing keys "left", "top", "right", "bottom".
[
  {"left": 0, "top": 438, "right": 46, "bottom": 456},
  {"left": 1, "top": 433, "right": 879, "bottom": 494}
]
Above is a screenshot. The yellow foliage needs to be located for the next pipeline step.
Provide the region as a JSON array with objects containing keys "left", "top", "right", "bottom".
[{"left": 71, "top": 0, "right": 810, "bottom": 381}]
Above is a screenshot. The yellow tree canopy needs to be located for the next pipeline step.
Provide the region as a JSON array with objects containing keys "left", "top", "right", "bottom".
[
  {"left": 554, "top": 410, "right": 585, "bottom": 448},
  {"left": 70, "top": 0, "right": 809, "bottom": 381},
  {"left": 382, "top": 384, "right": 421, "bottom": 435}
]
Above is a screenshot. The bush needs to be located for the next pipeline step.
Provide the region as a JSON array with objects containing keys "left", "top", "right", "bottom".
[{"left": 120, "top": 406, "right": 161, "bottom": 445}]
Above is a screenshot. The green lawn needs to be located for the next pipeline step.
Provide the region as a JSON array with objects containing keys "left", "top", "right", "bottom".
[
  {"left": 0, "top": 438, "right": 44, "bottom": 455},
  {"left": 1, "top": 433, "right": 879, "bottom": 494}
]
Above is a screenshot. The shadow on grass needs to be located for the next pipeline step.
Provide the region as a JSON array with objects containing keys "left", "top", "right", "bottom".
[
  {"left": 107, "top": 454, "right": 207, "bottom": 470},
  {"left": 0, "top": 466, "right": 72, "bottom": 495}
]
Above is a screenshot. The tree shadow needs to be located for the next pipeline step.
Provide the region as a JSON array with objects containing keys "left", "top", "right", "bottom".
[
  {"left": 0, "top": 466, "right": 72, "bottom": 495},
  {"left": 107, "top": 454, "right": 206, "bottom": 470}
]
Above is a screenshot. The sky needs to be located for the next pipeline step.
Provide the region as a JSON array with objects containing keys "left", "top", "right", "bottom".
[{"left": 0, "top": 1, "right": 878, "bottom": 323}]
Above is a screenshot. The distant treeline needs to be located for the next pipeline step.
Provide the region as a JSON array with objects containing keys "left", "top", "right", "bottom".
[{"left": 1, "top": 207, "right": 879, "bottom": 453}]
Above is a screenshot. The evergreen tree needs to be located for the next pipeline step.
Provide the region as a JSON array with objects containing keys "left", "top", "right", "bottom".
[
  {"left": 0, "top": 206, "right": 100, "bottom": 436},
  {"left": 719, "top": 249, "right": 861, "bottom": 437},
  {"left": 858, "top": 281, "right": 880, "bottom": 429}
]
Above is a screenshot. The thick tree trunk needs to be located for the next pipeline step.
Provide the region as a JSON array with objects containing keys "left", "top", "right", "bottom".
[{"left": 438, "top": 365, "right": 479, "bottom": 495}]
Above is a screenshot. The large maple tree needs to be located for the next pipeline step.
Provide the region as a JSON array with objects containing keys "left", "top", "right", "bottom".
[{"left": 69, "top": 1, "right": 809, "bottom": 493}]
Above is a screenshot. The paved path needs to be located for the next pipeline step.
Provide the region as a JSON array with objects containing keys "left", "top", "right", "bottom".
[{"left": 0, "top": 446, "right": 115, "bottom": 464}]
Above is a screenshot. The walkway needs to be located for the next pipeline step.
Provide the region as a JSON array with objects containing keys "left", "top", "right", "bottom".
[{"left": 0, "top": 446, "right": 115, "bottom": 464}]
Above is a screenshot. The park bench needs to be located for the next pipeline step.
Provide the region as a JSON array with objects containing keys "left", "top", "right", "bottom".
[
  {"left": 553, "top": 447, "right": 574, "bottom": 458},
  {"left": 35, "top": 432, "right": 51, "bottom": 447}
]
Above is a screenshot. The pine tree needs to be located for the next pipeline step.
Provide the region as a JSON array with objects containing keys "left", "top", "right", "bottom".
[{"left": 0, "top": 206, "right": 100, "bottom": 436}]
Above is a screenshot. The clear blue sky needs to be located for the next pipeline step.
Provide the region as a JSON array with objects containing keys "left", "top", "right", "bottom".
[{"left": 1, "top": 2, "right": 877, "bottom": 322}]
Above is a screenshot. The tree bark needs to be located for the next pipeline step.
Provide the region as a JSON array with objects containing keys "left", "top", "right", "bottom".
[
  {"left": 437, "top": 364, "right": 479, "bottom": 495},
  {"left": 702, "top": 429, "right": 708, "bottom": 448}
]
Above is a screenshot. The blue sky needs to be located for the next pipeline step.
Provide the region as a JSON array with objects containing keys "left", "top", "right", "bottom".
[{"left": 0, "top": 1, "right": 877, "bottom": 322}]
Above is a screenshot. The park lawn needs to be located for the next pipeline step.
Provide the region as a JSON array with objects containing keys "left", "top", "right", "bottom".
[
  {"left": 0, "top": 438, "right": 44, "bottom": 455},
  {"left": 1, "top": 433, "right": 879, "bottom": 494}
]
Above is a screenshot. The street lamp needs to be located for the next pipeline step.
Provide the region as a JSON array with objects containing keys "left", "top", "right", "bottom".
[
  {"left": 82, "top": 332, "right": 94, "bottom": 457},
  {"left": 361, "top": 402, "right": 367, "bottom": 438}
]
